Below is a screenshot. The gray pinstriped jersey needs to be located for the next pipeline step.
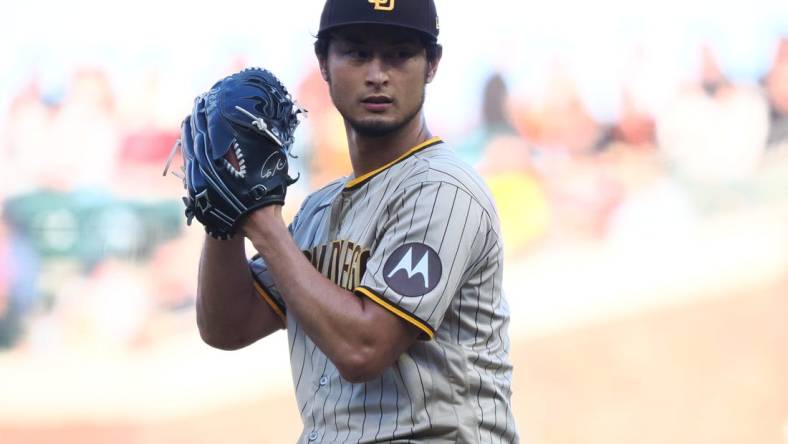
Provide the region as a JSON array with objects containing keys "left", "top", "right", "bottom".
[{"left": 250, "top": 138, "right": 518, "bottom": 443}]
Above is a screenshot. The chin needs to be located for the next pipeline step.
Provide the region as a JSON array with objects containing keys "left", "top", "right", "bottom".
[{"left": 349, "top": 117, "right": 404, "bottom": 137}]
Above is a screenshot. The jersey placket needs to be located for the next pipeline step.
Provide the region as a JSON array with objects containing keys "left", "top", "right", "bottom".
[
  {"left": 300, "top": 344, "right": 333, "bottom": 442},
  {"left": 326, "top": 192, "right": 350, "bottom": 242},
  {"left": 308, "top": 363, "right": 334, "bottom": 442}
]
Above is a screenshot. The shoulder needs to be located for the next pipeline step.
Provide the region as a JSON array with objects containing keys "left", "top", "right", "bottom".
[
  {"left": 306, "top": 176, "right": 347, "bottom": 203},
  {"left": 291, "top": 176, "right": 346, "bottom": 223},
  {"left": 400, "top": 142, "right": 498, "bottom": 216}
]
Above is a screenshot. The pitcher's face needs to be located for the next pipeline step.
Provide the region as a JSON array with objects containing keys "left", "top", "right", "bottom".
[{"left": 320, "top": 25, "right": 438, "bottom": 137}]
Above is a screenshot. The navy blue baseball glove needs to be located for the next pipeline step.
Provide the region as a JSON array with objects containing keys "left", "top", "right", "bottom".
[{"left": 165, "top": 68, "right": 305, "bottom": 239}]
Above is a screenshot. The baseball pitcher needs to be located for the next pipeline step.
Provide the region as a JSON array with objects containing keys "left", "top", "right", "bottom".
[{"left": 171, "top": 1, "right": 519, "bottom": 442}]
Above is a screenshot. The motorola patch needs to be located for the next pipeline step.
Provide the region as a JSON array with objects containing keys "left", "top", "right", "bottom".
[{"left": 383, "top": 243, "right": 442, "bottom": 297}]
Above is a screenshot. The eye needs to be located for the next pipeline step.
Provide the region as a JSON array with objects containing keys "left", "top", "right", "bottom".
[
  {"left": 387, "top": 46, "right": 420, "bottom": 62},
  {"left": 347, "top": 49, "right": 369, "bottom": 59}
]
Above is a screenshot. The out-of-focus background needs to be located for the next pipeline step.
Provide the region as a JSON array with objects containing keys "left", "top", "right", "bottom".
[{"left": 2, "top": 0, "right": 788, "bottom": 442}]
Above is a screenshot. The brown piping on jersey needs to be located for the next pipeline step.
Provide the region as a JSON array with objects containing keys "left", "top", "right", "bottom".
[
  {"left": 251, "top": 277, "right": 287, "bottom": 326},
  {"left": 354, "top": 286, "right": 435, "bottom": 339},
  {"left": 343, "top": 137, "right": 444, "bottom": 191}
]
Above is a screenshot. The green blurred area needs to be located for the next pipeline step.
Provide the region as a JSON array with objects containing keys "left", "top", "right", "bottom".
[{"left": 3, "top": 190, "right": 182, "bottom": 264}]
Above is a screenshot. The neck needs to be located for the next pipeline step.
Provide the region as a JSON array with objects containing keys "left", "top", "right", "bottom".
[{"left": 346, "top": 113, "right": 433, "bottom": 178}]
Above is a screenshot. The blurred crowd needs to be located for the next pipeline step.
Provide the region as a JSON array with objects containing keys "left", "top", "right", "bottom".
[{"left": 1, "top": 37, "right": 787, "bottom": 353}]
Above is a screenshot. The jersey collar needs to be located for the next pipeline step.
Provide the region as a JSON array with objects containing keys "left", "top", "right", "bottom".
[{"left": 344, "top": 137, "right": 443, "bottom": 190}]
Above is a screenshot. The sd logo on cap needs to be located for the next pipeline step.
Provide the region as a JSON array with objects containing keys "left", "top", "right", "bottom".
[
  {"left": 318, "top": 0, "right": 439, "bottom": 41},
  {"left": 368, "top": 0, "right": 395, "bottom": 12}
]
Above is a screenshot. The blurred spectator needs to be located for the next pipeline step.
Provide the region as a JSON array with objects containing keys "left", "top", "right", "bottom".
[
  {"left": 1, "top": 32, "right": 787, "bottom": 358},
  {"left": 538, "top": 154, "right": 624, "bottom": 242},
  {"left": 0, "top": 221, "right": 18, "bottom": 348},
  {"left": 115, "top": 70, "right": 183, "bottom": 199},
  {"left": 765, "top": 37, "right": 788, "bottom": 150},
  {"left": 463, "top": 73, "right": 550, "bottom": 254},
  {"left": 477, "top": 135, "right": 550, "bottom": 255},
  {"left": 131, "top": 231, "right": 202, "bottom": 345},
  {"left": 120, "top": 130, "right": 179, "bottom": 165},
  {"left": 603, "top": 148, "right": 698, "bottom": 244},
  {"left": 596, "top": 89, "right": 657, "bottom": 153},
  {"left": 1, "top": 79, "right": 54, "bottom": 195},
  {"left": 297, "top": 67, "right": 351, "bottom": 190},
  {"left": 511, "top": 65, "right": 602, "bottom": 156},
  {"left": 146, "top": 232, "right": 200, "bottom": 313},
  {"left": 48, "top": 68, "right": 121, "bottom": 190},
  {"left": 456, "top": 73, "right": 518, "bottom": 165},
  {"left": 26, "top": 259, "right": 154, "bottom": 351},
  {"left": 657, "top": 45, "right": 769, "bottom": 182},
  {"left": 506, "top": 66, "right": 623, "bottom": 242},
  {"left": 0, "top": 218, "right": 40, "bottom": 349}
]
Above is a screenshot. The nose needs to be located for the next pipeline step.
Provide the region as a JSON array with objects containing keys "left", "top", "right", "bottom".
[{"left": 365, "top": 56, "right": 389, "bottom": 88}]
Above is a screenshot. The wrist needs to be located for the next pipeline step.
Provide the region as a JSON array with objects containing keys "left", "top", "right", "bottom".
[
  {"left": 206, "top": 232, "right": 245, "bottom": 247},
  {"left": 242, "top": 205, "right": 287, "bottom": 251}
]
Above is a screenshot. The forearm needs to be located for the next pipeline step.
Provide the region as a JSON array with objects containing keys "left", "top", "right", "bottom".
[
  {"left": 196, "top": 234, "right": 280, "bottom": 349},
  {"left": 244, "top": 209, "right": 389, "bottom": 372}
]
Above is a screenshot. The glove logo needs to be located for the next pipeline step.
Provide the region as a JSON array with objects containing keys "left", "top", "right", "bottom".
[
  {"left": 260, "top": 152, "right": 287, "bottom": 179},
  {"left": 383, "top": 243, "right": 441, "bottom": 297},
  {"left": 368, "top": 0, "right": 395, "bottom": 12}
]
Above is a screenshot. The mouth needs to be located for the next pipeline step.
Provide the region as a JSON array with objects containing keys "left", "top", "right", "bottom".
[{"left": 361, "top": 95, "right": 393, "bottom": 112}]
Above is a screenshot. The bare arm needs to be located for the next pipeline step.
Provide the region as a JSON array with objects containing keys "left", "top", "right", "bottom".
[
  {"left": 196, "top": 234, "right": 284, "bottom": 350},
  {"left": 242, "top": 206, "right": 420, "bottom": 383}
]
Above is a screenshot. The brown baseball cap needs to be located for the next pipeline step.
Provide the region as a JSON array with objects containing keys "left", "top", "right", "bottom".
[{"left": 318, "top": 0, "right": 440, "bottom": 41}]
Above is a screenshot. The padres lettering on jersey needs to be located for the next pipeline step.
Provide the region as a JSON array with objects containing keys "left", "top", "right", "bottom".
[
  {"left": 304, "top": 240, "right": 370, "bottom": 291},
  {"left": 250, "top": 138, "right": 519, "bottom": 443}
]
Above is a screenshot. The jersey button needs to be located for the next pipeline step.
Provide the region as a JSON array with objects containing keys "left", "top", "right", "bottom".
[
  {"left": 308, "top": 431, "right": 319, "bottom": 441},
  {"left": 319, "top": 376, "right": 328, "bottom": 386}
]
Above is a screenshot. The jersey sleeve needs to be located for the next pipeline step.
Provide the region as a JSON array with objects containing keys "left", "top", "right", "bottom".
[
  {"left": 354, "top": 181, "right": 490, "bottom": 339},
  {"left": 249, "top": 254, "right": 287, "bottom": 326},
  {"left": 246, "top": 205, "right": 307, "bottom": 326}
]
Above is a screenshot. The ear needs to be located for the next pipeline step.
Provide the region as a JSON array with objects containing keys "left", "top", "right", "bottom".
[
  {"left": 425, "top": 45, "right": 443, "bottom": 84},
  {"left": 317, "top": 56, "right": 330, "bottom": 82}
]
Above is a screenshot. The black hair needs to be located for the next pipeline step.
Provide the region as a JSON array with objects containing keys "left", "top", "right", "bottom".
[{"left": 313, "top": 33, "right": 442, "bottom": 64}]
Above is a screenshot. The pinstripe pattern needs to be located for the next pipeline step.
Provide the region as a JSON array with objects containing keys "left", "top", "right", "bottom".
[{"left": 250, "top": 140, "right": 518, "bottom": 443}]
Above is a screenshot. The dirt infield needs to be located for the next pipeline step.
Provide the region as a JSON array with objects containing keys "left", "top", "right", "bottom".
[
  {"left": 2, "top": 277, "right": 786, "bottom": 444},
  {"left": 514, "top": 276, "right": 788, "bottom": 444}
]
